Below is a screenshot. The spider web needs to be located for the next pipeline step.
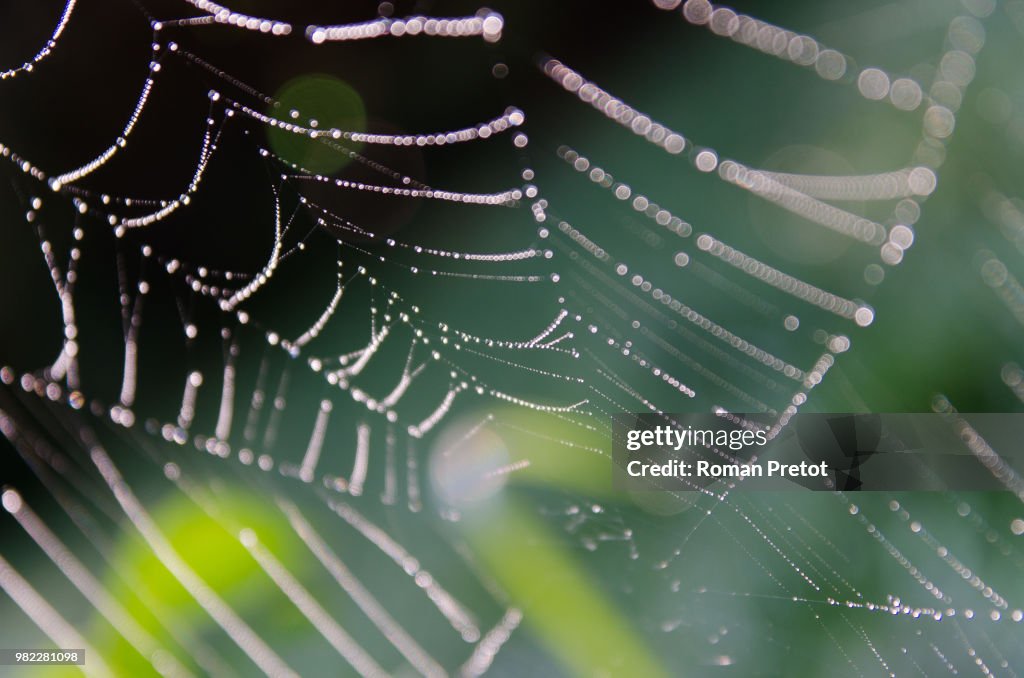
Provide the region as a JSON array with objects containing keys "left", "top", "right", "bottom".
[{"left": 1, "top": 0, "right": 1023, "bottom": 676}]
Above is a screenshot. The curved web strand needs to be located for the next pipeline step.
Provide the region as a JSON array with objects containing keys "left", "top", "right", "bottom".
[
  {"left": 180, "top": 0, "right": 292, "bottom": 35},
  {"left": 306, "top": 12, "right": 504, "bottom": 44},
  {"left": 50, "top": 44, "right": 164, "bottom": 189},
  {"left": 670, "top": 0, "right": 928, "bottom": 112},
  {"left": 0, "top": 0, "right": 77, "bottom": 81}
]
